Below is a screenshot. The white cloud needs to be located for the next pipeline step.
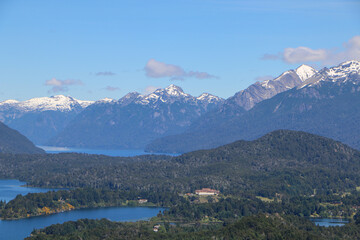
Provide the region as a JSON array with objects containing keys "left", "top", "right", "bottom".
[
  {"left": 262, "top": 35, "right": 360, "bottom": 65},
  {"left": 45, "top": 78, "right": 83, "bottom": 93},
  {"left": 145, "top": 59, "right": 185, "bottom": 78},
  {"left": 144, "top": 59, "right": 217, "bottom": 80},
  {"left": 283, "top": 47, "right": 328, "bottom": 64}
]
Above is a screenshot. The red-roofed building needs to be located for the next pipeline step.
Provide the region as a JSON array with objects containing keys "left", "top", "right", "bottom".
[{"left": 195, "top": 188, "right": 220, "bottom": 196}]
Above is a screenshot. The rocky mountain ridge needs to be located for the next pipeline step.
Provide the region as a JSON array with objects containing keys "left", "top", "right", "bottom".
[{"left": 146, "top": 60, "right": 360, "bottom": 153}]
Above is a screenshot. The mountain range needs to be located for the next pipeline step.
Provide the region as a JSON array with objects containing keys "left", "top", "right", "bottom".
[
  {"left": 47, "top": 85, "right": 224, "bottom": 149},
  {"left": 0, "top": 85, "right": 224, "bottom": 149},
  {"left": 146, "top": 60, "right": 360, "bottom": 153},
  {"left": 0, "top": 95, "right": 94, "bottom": 145},
  {"left": 0, "top": 61, "right": 358, "bottom": 153},
  {"left": 227, "top": 64, "right": 317, "bottom": 110}
]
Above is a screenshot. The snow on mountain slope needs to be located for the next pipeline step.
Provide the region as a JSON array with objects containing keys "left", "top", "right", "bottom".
[
  {"left": 196, "top": 93, "right": 223, "bottom": 103},
  {"left": 117, "top": 84, "right": 224, "bottom": 107},
  {"left": 95, "top": 98, "right": 116, "bottom": 104},
  {"left": 164, "top": 84, "right": 190, "bottom": 97},
  {"left": 295, "top": 64, "right": 317, "bottom": 81},
  {"left": 145, "top": 60, "right": 360, "bottom": 154},
  {"left": 327, "top": 60, "right": 360, "bottom": 79},
  {"left": 0, "top": 85, "right": 223, "bottom": 114},
  {"left": 299, "top": 60, "right": 360, "bottom": 89},
  {"left": 227, "top": 64, "right": 317, "bottom": 110},
  {"left": 0, "top": 95, "right": 94, "bottom": 112}
]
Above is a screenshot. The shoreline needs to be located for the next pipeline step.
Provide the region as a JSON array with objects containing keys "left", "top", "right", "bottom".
[{"left": 1, "top": 203, "right": 163, "bottom": 221}]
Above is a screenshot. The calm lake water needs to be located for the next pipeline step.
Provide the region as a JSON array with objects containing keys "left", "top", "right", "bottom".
[
  {"left": 38, "top": 146, "right": 179, "bottom": 157},
  {"left": 0, "top": 179, "right": 56, "bottom": 203},
  {"left": 311, "top": 218, "right": 350, "bottom": 227},
  {"left": 0, "top": 206, "right": 165, "bottom": 240},
  {"left": 0, "top": 179, "right": 165, "bottom": 240}
]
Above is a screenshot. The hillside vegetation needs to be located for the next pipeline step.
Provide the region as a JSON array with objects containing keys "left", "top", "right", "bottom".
[
  {"left": 1, "top": 130, "right": 359, "bottom": 197},
  {"left": 0, "top": 122, "right": 44, "bottom": 154}
]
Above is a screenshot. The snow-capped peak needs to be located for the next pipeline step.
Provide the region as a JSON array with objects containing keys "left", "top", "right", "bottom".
[
  {"left": 273, "top": 71, "right": 293, "bottom": 81},
  {"left": 298, "top": 60, "right": 360, "bottom": 89},
  {"left": 163, "top": 84, "right": 186, "bottom": 96},
  {"left": 339, "top": 60, "right": 360, "bottom": 68},
  {"left": 295, "top": 64, "right": 317, "bottom": 81},
  {"left": 197, "top": 93, "right": 223, "bottom": 103},
  {"left": 100, "top": 98, "right": 115, "bottom": 102},
  {"left": 0, "top": 95, "right": 95, "bottom": 112},
  {"left": 95, "top": 98, "right": 116, "bottom": 104},
  {"left": 77, "top": 100, "right": 95, "bottom": 108},
  {"left": 118, "top": 92, "right": 142, "bottom": 106},
  {"left": 1, "top": 99, "right": 20, "bottom": 104},
  {"left": 123, "top": 92, "right": 141, "bottom": 99},
  {"left": 327, "top": 60, "right": 360, "bottom": 78}
]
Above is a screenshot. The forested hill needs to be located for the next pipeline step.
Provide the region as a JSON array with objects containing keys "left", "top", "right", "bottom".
[
  {"left": 178, "top": 129, "right": 358, "bottom": 167},
  {"left": 146, "top": 61, "right": 360, "bottom": 153},
  {"left": 0, "top": 122, "right": 44, "bottom": 154},
  {"left": 1, "top": 130, "right": 360, "bottom": 197}
]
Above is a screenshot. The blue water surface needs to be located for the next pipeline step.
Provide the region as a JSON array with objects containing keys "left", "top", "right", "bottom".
[
  {"left": 0, "top": 206, "right": 165, "bottom": 240},
  {"left": 0, "top": 179, "right": 165, "bottom": 240},
  {"left": 311, "top": 218, "right": 349, "bottom": 227},
  {"left": 38, "top": 146, "right": 179, "bottom": 157},
  {"left": 0, "top": 179, "right": 56, "bottom": 203}
]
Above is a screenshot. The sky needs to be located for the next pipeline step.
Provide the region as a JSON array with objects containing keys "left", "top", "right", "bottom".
[{"left": 0, "top": 0, "right": 359, "bottom": 101}]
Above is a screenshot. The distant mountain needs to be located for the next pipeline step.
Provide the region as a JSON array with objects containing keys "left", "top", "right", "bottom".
[
  {"left": 0, "top": 95, "right": 94, "bottom": 145},
  {"left": 47, "top": 85, "right": 224, "bottom": 149},
  {"left": 0, "top": 64, "right": 316, "bottom": 150},
  {"left": 227, "top": 64, "right": 317, "bottom": 110},
  {"left": 180, "top": 65, "right": 317, "bottom": 136},
  {"left": 0, "top": 121, "right": 44, "bottom": 154},
  {"left": 146, "top": 60, "right": 360, "bottom": 153}
]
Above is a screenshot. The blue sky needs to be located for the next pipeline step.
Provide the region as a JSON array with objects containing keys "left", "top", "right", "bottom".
[{"left": 0, "top": 0, "right": 359, "bottom": 101}]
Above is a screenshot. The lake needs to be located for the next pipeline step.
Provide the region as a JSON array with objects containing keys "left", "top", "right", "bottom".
[
  {"left": 0, "top": 206, "right": 165, "bottom": 240},
  {"left": 38, "top": 146, "right": 179, "bottom": 157},
  {"left": 311, "top": 218, "right": 350, "bottom": 227},
  {"left": 0, "top": 179, "right": 165, "bottom": 239},
  {"left": 0, "top": 179, "right": 56, "bottom": 203}
]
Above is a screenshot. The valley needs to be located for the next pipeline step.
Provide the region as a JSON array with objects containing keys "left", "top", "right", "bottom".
[
  {"left": 0, "top": 61, "right": 359, "bottom": 239},
  {"left": 2, "top": 130, "right": 360, "bottom": 238},
  {"left": 2, "top": 2, "right": 359, "bottom": 238}
]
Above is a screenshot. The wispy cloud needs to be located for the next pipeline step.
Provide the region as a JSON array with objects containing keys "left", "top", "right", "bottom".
[
  {"left": 262, "top": 35, "right": 360, "bottom": 65},
  {"left": 283, "top": 47, "right": 328, "bottom": 64},
  {"left": 144, "top": 59, "right": 218, "bottom": 81},
  {"left": 45, "top": 78, "right": 83, "bottom": 93},
  {"left": 95, "top": 71, "right": 116, "bottom": 76},
  {"left": 105, "top": 86, "right": 120, "bottom": 91}
]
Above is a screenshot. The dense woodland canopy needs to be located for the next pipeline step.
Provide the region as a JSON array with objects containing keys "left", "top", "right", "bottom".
[
  {"left": 26, "top": 214, "right": 360, "bottom": 240},
  {"left": 2, "top": 130, "right": 360, "bottom": 238},
  {"left": 1, "top": 130, "right": 359, "bottom": 196}
]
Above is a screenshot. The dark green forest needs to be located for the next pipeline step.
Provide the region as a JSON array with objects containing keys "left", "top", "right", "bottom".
[
  {"left": 26, "top": 214, "right": 360, "bottom": 240},
  {"left": 1, "top": 130, "right": 360, "bottom": 197},
  {"left": 2, "top": 130, "right": 360, "bottom": 238}
]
